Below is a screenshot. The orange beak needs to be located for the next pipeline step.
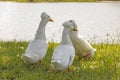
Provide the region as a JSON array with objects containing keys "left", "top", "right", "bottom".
[
  {"left": 73, "top": 28, "right": 78, "bottom": 31},
  {"left": 49, "top": 18, "right": 54, "bottom": 22}
]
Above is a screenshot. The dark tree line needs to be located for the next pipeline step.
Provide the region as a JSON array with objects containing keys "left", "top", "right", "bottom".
[{"left": 29, "top": 0, "right": 33, "bottom": 2}]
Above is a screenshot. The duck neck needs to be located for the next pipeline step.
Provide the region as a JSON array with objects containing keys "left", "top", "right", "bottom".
[
  {"left": 34, "top": 19, "right": 48, "bottom": 40},
  {"left": 60, "top": 28, "right": 73, "bottom": 45},
  {"left": 69, "top": 30, "right": 78, "bottom": 37}
]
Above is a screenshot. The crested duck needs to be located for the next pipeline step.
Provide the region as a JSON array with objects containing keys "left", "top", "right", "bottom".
[
  {"left": 22, "top": 12, "right": 54, "bottom": 64},
  {"left": 51, "top": 21, "right": 75, "bottom": 71},
  {"left": 67, "top": 20, "right": 96, "bottom": 60}
]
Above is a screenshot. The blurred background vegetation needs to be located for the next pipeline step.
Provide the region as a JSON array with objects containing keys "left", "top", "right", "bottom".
[
  {"left": 0, "top": 0, "right": 119, "bottom": 2},
  {"left": 0, "top": 0, "right": 98, "bottom": 2}
]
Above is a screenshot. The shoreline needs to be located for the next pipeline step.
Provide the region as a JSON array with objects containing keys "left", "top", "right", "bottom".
[{"left": 0, "top": 1, "right": 120, "bottom": 3}]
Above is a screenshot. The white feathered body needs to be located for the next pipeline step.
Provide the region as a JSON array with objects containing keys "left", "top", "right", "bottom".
[
  {"left": 69, "top": 31, "right": 96, "bottom": 58},
  {"left": 22, "top": 12, "right": 52, "bottom": 64},
  {"left": 22, "top": 40, "right": 48, "bottom": 64},
  {"left": 51, "top": 45, "right": 75, "bottom": 71}
]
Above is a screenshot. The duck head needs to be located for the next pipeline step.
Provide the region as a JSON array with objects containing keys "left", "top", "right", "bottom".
[
  {"left": 67, "top": 20, "right": 78, "bottom": 31},
  {"left": 62, "top": 21, "right": 73, "bottom": 31},
  {"left": 41, "top": 12, "right": 54, "bottom": 22}
]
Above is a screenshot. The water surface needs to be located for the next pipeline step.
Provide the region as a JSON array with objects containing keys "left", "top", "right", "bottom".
[{"left": 0, "top": 2, "right": 120, "bottom": 43}]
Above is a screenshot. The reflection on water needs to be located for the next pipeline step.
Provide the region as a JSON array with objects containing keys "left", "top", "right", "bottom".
[{"left": 0, "top": 2, "right": 120, "bottom": 43}]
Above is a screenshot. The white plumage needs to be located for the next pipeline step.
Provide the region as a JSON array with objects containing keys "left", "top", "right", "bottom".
[
  {"left": 67, "top": 20, "right": 96, "bottom": 60},
  {"left": 22, "top": 12, "right": 53, "bottom": 64},
  {"left": 51, "top": 45, "right": 75, "bottom": 71},
  {"left": 51, "top": 22, "right": 75, "bottom": 71},
  {"left": 22, "top": 40, "right": 48, "bottom": 63}
]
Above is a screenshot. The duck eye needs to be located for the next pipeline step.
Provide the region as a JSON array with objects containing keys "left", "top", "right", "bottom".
[{"left": 69, "top": 20, "right": 73, "bottom": 23}]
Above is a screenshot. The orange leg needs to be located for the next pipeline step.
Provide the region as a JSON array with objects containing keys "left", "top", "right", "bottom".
[
  {"left": 84, "top": 53, "right": 90, "bottom": 60},
  {"left": 39, "top": 60, "right": 42, "bottom": 64},
  {"left": 78, "top": 55, "right": 82, "bottom": 61},
  {"left": 68, "top": 67, "right": 70, "bottom": 71},
  {"left": 62, "top": 67, "right": 71, "bottom": 73}
]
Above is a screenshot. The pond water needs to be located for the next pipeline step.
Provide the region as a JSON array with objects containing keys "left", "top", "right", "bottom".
[{"left": 0, "top": 2, "right": 120, "bottom": 43}]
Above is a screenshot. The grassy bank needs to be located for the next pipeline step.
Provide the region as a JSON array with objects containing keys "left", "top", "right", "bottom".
[
  {"left": 0, "top": 41, "right": 120, "bottom": 80},
  {"left": 0, "top": 0, "right": 96, "bottom": 2}
]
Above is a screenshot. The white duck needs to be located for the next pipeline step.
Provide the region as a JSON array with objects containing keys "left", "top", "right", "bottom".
[
  {"left": 22, "top": 12, "right": 54, "bottom": 64},
  {"left": 51, "top": 22, "right": 75, "bottom": 71},
  {"left": 67, "top": 20, "right": 96, "bottom": 60}
]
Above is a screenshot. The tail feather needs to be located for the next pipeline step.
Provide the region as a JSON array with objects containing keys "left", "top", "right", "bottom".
[
  {"left": 22, "top": 54, "right": 35, "bottom": 64},
  {"left": 94, "top": 48, "right": 97, "bottom": 51},
  {"left": 51, "top": 60, "right": 61, "bottom": 67},
  {"left": 51, "top": 60, "right": 63, "bottom": 71}
]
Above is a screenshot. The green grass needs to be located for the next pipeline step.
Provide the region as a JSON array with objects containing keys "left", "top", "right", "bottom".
[
  {"left": 0, "top": 40, "right": 120, "bottom": 80},
  {"left": 0, "top": 0, "right": 96, "bottom": 2}
]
